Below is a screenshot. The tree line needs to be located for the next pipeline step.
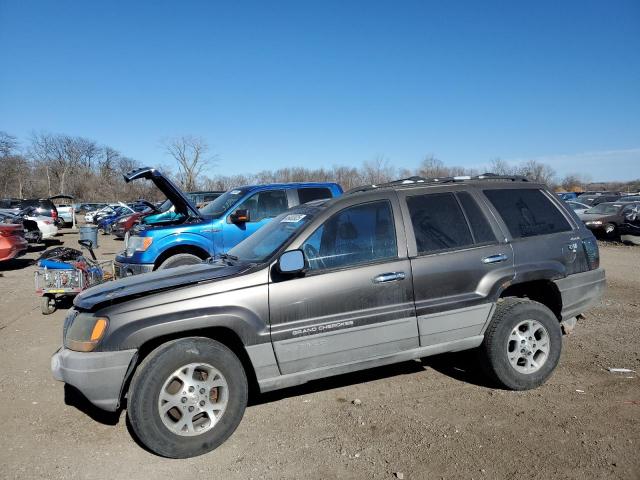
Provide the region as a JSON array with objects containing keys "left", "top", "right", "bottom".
[{"left": 1, "top": 130, "right": 638, "bottom": 202}]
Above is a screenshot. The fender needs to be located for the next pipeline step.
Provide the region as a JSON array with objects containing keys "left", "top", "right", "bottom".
[
  {"left": 97, "top": 268, "right": 271, "bottom": 350},
  {"left": 512, "top": 260, "right": 567, "bottom": 284}
]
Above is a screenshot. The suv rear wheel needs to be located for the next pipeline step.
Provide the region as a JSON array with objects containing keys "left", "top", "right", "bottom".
[
  {"left": 127, "top": 337, "right": 248, "bottom": 458},
  {"left": 479, "top": 298, "right": 562, "bottom": 390}
]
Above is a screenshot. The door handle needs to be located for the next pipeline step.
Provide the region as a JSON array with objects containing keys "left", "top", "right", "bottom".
[
  {"left": 482, "top": 254, "right": 508, "bottom": 264},
  {"left": 373, "top": 272, "right": 406, "bottom": 283}
]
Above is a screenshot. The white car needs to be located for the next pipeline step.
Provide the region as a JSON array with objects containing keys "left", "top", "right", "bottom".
[
  {"left": 25, "top": 214, "right": 58, "bottom": 239},
  {"left": 567, "top": 201, "right": 591, "bottom": 219},
  {"left": 84, "top": 204, "right": 119, "bottom": 223}
]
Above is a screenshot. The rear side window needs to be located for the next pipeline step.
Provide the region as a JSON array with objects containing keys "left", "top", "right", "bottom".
[
  {"left": 457, "top": 192, "right": 496, "bottom": 244},
  {"left": 406, "top": 193, "right": 474, "bottom": 254},
  {"left": 298, "top": 187, "right": 332, "bottom": 204},
  {"left": 484, "top": 189, "right": 572, "bottom": 238}
]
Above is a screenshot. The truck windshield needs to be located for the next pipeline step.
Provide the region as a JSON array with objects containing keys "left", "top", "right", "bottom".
[
  {"left": 199, "top": 188, "right": 250, "bottom": 218},
  {"left": 228, "top": 205, "right": 322, "bottom": 263}
]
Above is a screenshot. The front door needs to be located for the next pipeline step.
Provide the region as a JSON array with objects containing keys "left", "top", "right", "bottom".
[
  {"left": 269, "top": 197, "right": 419, "bottom": 375},
  {"left": 221, "top": 189, "right": 289, "bottom": 251}
]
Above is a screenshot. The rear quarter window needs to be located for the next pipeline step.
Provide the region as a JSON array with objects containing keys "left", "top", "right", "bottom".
[
  {"left": 298, "top": 187, "right": 333, "bottom": 204},
  {"left": 484, "top": 188, "right": 572, "bottom": 238}
]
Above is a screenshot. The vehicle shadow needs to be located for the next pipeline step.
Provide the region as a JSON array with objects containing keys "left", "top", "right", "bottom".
[
  {"left": 0, "top": 258, "right": 34, "bottom": 271},
  {"left": 249, "top": 349, "right": 495, "bottom": 407},
  {"left": 63, "top": 385, "right": 122, "bottom": 426}
]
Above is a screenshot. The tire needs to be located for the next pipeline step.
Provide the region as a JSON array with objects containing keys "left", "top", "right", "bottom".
[
  {"left": 41, "top": 295, "right": 56, "bottom": 315},
  {"left": 157, "top": 253, "right": 203, "bottom": 270},
  {"left": 127, "top": 337, "right": 248, "bottom": 458},
  {"left": 479, "top": 298, "right": 562, "bottom": 390}
]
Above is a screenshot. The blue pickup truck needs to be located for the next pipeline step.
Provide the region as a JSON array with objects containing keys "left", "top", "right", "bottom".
[{"left": 114, "top": 167, "right": 342, "bottom": 277}]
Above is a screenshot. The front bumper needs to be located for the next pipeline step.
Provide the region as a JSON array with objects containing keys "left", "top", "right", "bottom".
[
  {"left": 114, "top": 259, "right": 154, "bottom": 278},
  {"left": 51, "top": 347, "right": 137, "bottom": 411},
  {"left": 554, "top": 268, "right": 606, "bottom": 320}
]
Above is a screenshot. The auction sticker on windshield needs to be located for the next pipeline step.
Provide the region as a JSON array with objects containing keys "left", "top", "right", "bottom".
[{"left": 281, "top": 214, "right": 306, "bottom": 223}]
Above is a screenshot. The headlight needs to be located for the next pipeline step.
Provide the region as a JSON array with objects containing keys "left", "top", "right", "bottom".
[
  {"left": 64, "top": 313, "right": 109, "bottom": 352},
  {"left": 586, "top": 220, "right": 603, "bottom": 226},
  {"left": 125, "top": 235, "right": 153, "bottom": 256}
]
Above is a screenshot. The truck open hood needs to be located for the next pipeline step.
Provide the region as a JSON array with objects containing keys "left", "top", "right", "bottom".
[
  {"left": 123, "top": 167, "right": 202, "bottom": 220},
  {"left": 74, "top": 262, "right": 250, "bottom": 310}
]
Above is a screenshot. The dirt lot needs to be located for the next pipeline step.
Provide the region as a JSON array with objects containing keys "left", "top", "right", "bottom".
[{"left": 0, "top": 230, "right": 638, "bottom": 480}]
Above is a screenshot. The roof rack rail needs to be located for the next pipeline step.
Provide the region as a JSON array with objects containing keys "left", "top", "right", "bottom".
[{"left": 345, "top": 172, "right": 529, "bottom": 194}]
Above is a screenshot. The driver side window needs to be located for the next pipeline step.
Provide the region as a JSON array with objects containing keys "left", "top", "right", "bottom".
[
  {"left": 236, "top": 190, "right": 287, "bottom": 222},
  {"left": 301, "top": 201, "right": 397, "bottom": 271}
]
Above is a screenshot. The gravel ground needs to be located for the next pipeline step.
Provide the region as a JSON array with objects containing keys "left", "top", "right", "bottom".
[{"left": 0, "top": 230, "right": 638, "bottom": 480}]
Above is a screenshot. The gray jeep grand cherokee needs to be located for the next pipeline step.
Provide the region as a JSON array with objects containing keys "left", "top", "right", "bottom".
[{"left": 52, "top": 174, "right": 605, "bottom": 458}]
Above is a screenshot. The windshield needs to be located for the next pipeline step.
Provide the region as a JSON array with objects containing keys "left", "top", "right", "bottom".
[
  {"left": 227, "top": 205, "right": 323, "bottom": 263},
  {"left": 586, "top": 203, "right": 623, "bottom": 215},
  {"left": 199, "top": 188, "right": 250, "bottom": 218}
]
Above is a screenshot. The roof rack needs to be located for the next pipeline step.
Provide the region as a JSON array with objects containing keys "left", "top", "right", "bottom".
[{"left": 345, "top": 172, "right": 529, "bottom": 194}]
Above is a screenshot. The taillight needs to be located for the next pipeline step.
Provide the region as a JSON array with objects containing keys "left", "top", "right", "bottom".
[
  {"left": 582, "top": 237, "right": 600, "bottom": 270},
  {"left": 51, "top": 209, "right": 58, "bottom": 219}
]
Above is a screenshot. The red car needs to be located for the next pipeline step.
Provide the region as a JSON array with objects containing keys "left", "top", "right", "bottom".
[
  {"left": 0, "top": 224, "right": 28, "bottom": 262},
  {"left": 111, "top": 212, "right": 144, "bottom": 239}
]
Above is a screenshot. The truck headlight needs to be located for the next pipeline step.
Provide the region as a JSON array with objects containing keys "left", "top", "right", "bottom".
[
  {"left": 125, "top": 236, "right": 153, "bottom": 256},
  {"left": 64, "top": 313, "right": 109, "bottom": 352}
]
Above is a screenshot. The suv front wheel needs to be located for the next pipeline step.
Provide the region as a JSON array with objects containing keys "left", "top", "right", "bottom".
[
  {"left": 127, "top": 337, "right": 248, "bottom": 458},
  {"left": 480, "top": 298, "right": 562, "bottom": 390}
]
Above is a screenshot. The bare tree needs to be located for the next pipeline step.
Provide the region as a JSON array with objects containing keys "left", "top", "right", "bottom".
[
  {"left": 360, "top": 155, "right": 395, "bottom": 185},
  {"left": 0, "top": 131, "right": 19, "bottom": 157},
  {"left": 416, "top": 155, "right": 451, "bottom": 178},
  {"left": 163, "top": 135, "right": 214, "bottom": 191},
  {"left": 517, "top": 159, "right": 556, "bottom": 185}
]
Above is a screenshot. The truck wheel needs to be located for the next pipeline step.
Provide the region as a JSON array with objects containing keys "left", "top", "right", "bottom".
[
  {"left": 127, "top": 337, "right": 248, "bottom": 458},
  {"left": 157, "top": 253, "right": 203, "bottom": 270},
  {"left": 41, "top": 295, "right": 56, "bottom": 315},
  {"left": 479, "top": 298, "right": 562, "bottom": 390}
]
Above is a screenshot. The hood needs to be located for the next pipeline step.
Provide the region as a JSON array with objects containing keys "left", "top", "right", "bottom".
[
  {"left": 580, "top": 212, "right": 619, "bottom": 222},
  {"left": 123, "top": 167, "right": 202, "bottom": 220},
  {"left": 75, "top": 261, "right": 251, "bottom": 310}
]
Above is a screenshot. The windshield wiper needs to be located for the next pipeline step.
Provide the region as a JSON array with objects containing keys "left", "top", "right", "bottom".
[{"left": 210, "top": 252, "right": 239, "bottom": 265}]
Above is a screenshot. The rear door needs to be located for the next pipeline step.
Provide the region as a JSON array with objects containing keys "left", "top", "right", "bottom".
[
  {"left": 396, "top": 187, "right": 515, "bottom": 347},
  {"left": 482, "top": 187, "right": 584, "bottom": 276},
  {"left": 268, "top": 192, "right": 418, "bottom": 375}
]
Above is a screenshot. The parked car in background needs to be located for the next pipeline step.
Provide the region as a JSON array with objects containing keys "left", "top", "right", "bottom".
[
  {"left": 187, "top": 191, "right": 224, "bottom": 207},
  {"left": 97, "top": 202, "right": 154, "bottom": 234},
  {"left": 84, "top": 204, "right": 119, "bottom": 224},
  {"left": 114, "top": 167, "right": 342, "bottom": 277},
  {"left": 580, "top": 201, "right": 640, "bottom": 237},
  {"left": 111, "top": 202, "right": 162, "bottom": 239},
  {"left": 50, "top": 195, "right": 76, "bottom": 226},
  {"left": 566, "top": 201, "right": 591, "bottom": 218},
  {"left": 557, "top": 192, "right": 581, "bottom": 201},
  {"left": 0, "top": 211, "right": 42, "bottom": 243},
  {"left": 619, "top": 194, "right": 640, "bottom": 202},
  {"left": 76, "top": 203, "right": 108, "bottom": 214},
  {"left": 0, "top": 223, "right": 28, "bottom": 262},
  {"left": 52, "top": 174, "right": 605, "bottom": 458},
  {"left": 619, "top": 204, "right": 640, "bottom": 245},
  {"left": 0, "top": 198, "right": 22, "bottom": 209},
  {"left": 576, "top": 193, "right": 621, "bottom": 207},
  {"left": 23, "top": 210, "right": 58, "bottom": 240}
]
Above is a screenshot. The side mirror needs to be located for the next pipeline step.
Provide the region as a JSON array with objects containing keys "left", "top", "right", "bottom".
[
  {"left": 230, "top": 209, "right": 250, "bottom": 224},
  {"left": 277, "top": 250, "right": 305, "bottom": 274}
]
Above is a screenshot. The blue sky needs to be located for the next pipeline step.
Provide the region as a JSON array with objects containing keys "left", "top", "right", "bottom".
[{"left": 1, "top": 0, "right": 638, "bottom": 181}]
